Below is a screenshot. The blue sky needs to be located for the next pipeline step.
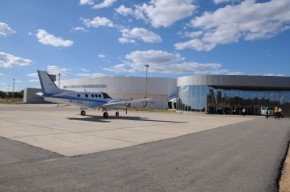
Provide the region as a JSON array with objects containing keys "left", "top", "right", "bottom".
[{"left": 0, "top": 0, "right": 290, "bottom": 91}]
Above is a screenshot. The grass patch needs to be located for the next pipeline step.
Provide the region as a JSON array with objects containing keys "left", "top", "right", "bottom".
[{"left": 0, "top": 98, "right": 23, "bottom": 104}]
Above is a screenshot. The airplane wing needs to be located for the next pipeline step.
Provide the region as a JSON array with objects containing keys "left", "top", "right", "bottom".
[{"left": 102, "top": 98, "right": 151, "bottom": 107}]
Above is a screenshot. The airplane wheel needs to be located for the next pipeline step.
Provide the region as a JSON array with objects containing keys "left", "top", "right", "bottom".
[
  {"left": 103, "top": 112, "right": 109, "bottom": 118},
  {"left": 115, "top": 112, "right": 119, "bottom": 116},
  {"left": 81, "top": 110, "right": 86, "bottom": 116}
]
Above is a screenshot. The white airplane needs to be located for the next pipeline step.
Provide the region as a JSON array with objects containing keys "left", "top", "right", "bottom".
[{"left": 37, "top": 70, "right": 151, "bottom": 118}]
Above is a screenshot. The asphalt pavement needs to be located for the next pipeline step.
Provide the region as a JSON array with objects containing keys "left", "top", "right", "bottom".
[{"left": 0, "top": 116, "right": 289, "bottom": 192}]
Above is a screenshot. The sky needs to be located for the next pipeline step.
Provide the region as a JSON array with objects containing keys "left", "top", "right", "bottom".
[{"left": 0, "top": 0, "right": 290, "bottom": 91}]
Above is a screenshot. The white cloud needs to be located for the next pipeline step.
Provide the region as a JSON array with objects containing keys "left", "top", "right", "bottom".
[
  {"left": 93, "top": 0, "right": 116, "bottom": 9},
  {"left": 175, "top": 39, "right": 216, "bottom": 51},
  {"left": 47, "top": 65, "right": 71, "bottom": 76},
  {"left": 136, "top": 0, "right": 197, "bottom": 28},
  {"left": 80, "top": 68, "right": 89, "bottom": 72},
  {"left": 118, "top": 37, "right": 135, "bottom": 44},
  {"left": 119, "top": 28, "right": 161, "bottom": 44},
  {"left": 213, "top": 0, "right": 241, "bottom": 4},
  {"left": 213, "top": 0, "right": 231, "bottom": 4},
  {"left": 36, "top": 29, "right": 74, "bottom": 47},
  {"left": 29, "top": 79, "right": 39, "bottom": 83},
  {"left": 79, "top": 0, "right": 94, "bottom": 5},
  {"left": 103, "top": 50, "right": 230, "bottom": 75},
  {"left": 0, "top": 22, "right": 16, "bottom": 37},
  {"left": 27, "top": 73, "right": 39, "bottom": 83},
  {"left": 27, "top": 73, "right": 38, "bottom": 78},
  {"left": 98, "top": 54, "right": 106, "bottom": 58},
  {"left": 175, "top": 0, "right": 290, "bottom": 51},
  {"left": 0, "top": 52, "right": 33, "bottom": 68},
  {"left": 71, "top": 27, "right": 88, "bottom": 32},
  {"left": 115, "top": 5, "right": 133, "bottom": 16},
  {"left": 126, "top": 50, "right": 182, "bottom": 66},
  {"left": 82, "top": 17, "right": 114, "bottom": 28}
]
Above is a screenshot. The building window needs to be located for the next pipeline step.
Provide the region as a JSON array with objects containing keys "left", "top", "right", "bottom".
[{"left": 177, "top": 85, "right": 290, "bottom": 116}]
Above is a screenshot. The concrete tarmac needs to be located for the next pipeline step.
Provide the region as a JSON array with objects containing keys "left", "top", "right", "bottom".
[
  {"left": 0, "top": 104, "right": 254, "bottom": 156},
  {"left": 0, "top": 104, "right": 289, "bottom": 192}
]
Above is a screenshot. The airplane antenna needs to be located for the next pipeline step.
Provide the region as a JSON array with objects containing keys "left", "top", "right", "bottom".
[{"left": 144, "top": 64, "right": 149, "bottom": 108}]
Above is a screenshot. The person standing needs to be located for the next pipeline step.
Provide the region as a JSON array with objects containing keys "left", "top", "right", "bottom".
[
  {"left": 242, "top": 107, "right": 246, "bottom": 116},
  {"left": 278, "top": 107, "right": 282, "bottom": 119},
  {"left": 274, "top": 106, "right": 279, "bottom": 119},
  {"left": 265, "top": 106, "right": 269, "bottom": 119}
]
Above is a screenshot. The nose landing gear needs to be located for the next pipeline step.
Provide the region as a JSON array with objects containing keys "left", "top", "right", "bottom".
[{"left": 103, "top": 111, "right": 109, "bottom": 118}]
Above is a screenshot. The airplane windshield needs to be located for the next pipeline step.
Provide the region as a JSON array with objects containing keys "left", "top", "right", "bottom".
[{"left": 102, "top": 92, "right": 112, "bottom": 99}]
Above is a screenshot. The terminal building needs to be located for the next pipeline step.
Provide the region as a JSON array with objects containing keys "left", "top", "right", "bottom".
[
  {"left": 25, "top": 74, "right": 290, "bottom": 116},
  {"left": 177, "top": 75, "right": 290, "bottom": 116}
]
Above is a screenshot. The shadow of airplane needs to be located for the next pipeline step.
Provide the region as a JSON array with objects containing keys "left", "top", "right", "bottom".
[{"left": 67, "top": 114, "right": 187, "bottom": 124}]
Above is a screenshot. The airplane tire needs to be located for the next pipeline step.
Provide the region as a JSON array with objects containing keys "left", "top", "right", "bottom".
[
  {"left": 115, "top": 112, "right": 119, "bottom": 116},
  {"left": 81, "top": 110, "right": 86, "bottom": 116},
  {"left": 103, "top": 112, "right": 109, "bottom": 118}
]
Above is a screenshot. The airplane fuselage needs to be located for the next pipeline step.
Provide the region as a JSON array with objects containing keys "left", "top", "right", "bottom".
[{"left": 43, "top": 91, "right": 127, "bottom": 109}]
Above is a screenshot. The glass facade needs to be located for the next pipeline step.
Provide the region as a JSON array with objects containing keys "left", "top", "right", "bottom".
[{"left": 177, "top": 85, "right": 290, "bottom": 116}]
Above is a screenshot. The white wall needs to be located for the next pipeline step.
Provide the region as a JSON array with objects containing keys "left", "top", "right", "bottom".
[{"left": 60, "top": 76, "right": 177, "bottom": 109}]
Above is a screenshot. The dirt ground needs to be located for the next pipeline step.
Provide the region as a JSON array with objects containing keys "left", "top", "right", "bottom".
[
  {"left": 280, "top": 146, "right": 290, "bottom": 192},
  {"left": 0, "top": 98, "right": 23, "bottom": 104}
]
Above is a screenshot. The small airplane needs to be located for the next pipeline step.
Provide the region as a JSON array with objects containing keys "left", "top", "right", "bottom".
[{"left": 37, "top": 70, "right": 151, "bottom": 118}]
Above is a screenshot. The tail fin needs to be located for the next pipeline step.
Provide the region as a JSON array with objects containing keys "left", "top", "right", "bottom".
[{"left": 37, "top": 70, "right": 62, "bottom": 95}]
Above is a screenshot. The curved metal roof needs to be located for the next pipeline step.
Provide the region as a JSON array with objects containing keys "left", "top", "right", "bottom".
[{"left": 177, "top": 75, "right": 290, "bottom": 90}]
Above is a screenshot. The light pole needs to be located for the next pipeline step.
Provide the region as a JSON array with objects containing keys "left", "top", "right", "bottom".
[
  {"left": 144, "top": 64, "right": 149, "bottom": 108},
  {"left": 58, "top": 73, "right": 61, "bottom": 87},
  {"left": 12, "top": 78, "right": 15, "bottom": 99}
]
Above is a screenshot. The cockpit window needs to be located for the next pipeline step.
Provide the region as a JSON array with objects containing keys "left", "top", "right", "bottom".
[{"left": 102, "top": 92, "right": 112, "bottom": 99}]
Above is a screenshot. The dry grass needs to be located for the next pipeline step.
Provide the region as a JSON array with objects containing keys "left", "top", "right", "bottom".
[
  {"left": 280, "top": 146, "right": 290, "bottom": 192},
  {"left": 0, "top": 98, "right": 23, "bottom": 104}
]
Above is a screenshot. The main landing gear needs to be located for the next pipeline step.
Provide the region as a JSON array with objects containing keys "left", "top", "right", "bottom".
[
  {"left": 103, "top": 111, "right": 109, "bottom": 118},
  {"left": 102, "top": 111, "right": 119, "bottom": 118},
  {"left": 81, "top": 110, "right": 86, "bottom": 116},
  {"left": 80, "top": 108, "right": 123, "bottom": 118}
]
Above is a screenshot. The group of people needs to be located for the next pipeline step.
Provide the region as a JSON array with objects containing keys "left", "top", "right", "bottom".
[{"left": 265, "top": 106, "right": 282, "bottom": 119}]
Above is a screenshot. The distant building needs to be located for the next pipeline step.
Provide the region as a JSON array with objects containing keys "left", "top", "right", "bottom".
[
  {"left": 24, "top": 74, "right": 290, "bottom": 116},
  {"left": 23, "top": 88, "right": 45, "bottom": 103},
  {"left": 177, "top": 75, "right": 290, "bottom": 116}
]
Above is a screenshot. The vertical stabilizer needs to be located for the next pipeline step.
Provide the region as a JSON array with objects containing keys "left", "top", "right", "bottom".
[{"left": 37, "top": 70, "right": 62, "bottom": 95}]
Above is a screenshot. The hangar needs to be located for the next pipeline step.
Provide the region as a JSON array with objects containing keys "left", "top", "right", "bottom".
[
  {"left": 59, "top": 76, "right": 177, "bottom": 110},
  {"left": 177, "top": 75, "right": 290, "bottom": 116}
]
